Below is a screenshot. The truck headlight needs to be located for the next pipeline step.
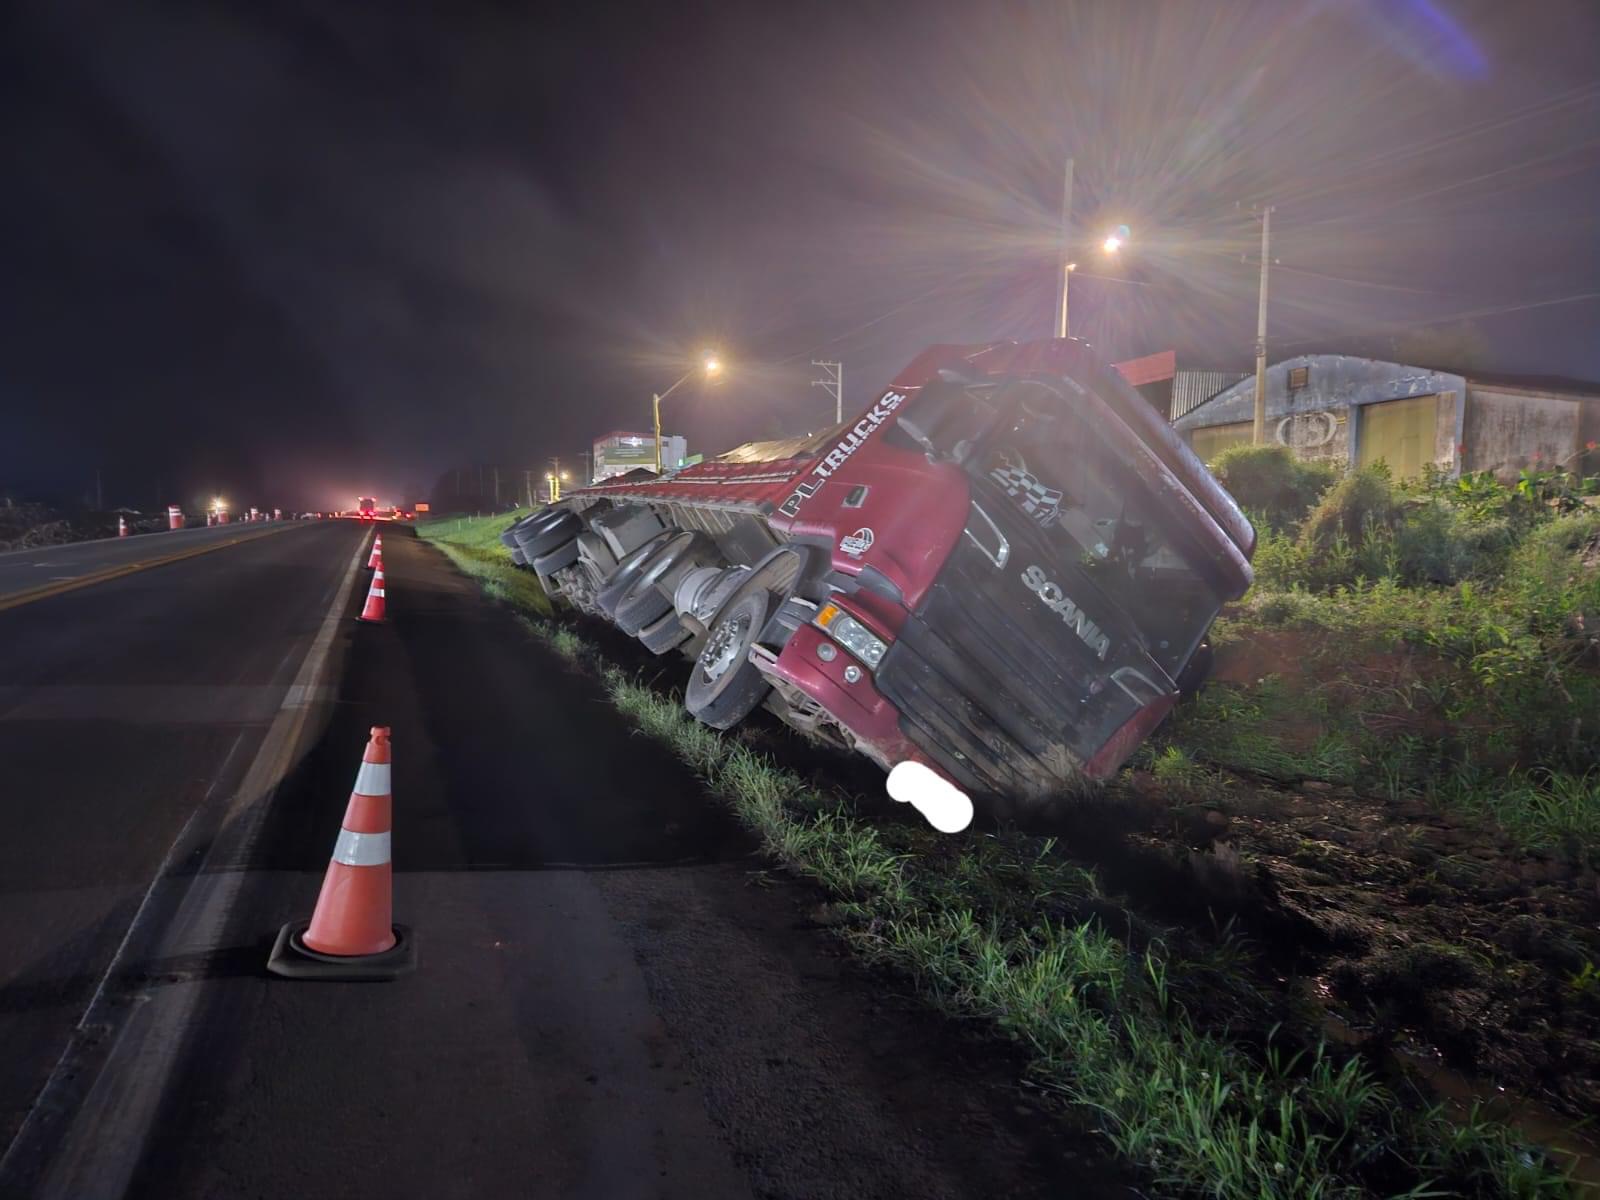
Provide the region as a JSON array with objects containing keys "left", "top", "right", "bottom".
[{"left": 814, "top": 603, "right": 888, "bottom": 669}]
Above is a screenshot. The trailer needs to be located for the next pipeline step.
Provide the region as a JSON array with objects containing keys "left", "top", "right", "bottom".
[{"left": 503, "top": 338, "right": 1255, "bottom": 829}]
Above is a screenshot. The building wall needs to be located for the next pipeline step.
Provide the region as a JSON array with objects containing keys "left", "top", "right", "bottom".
[
  {"left": 1462, "top": 387, "right": 1580, "bottom": 477},
  {"left": 1173, "top": 355, "right": 1467, "bottom": 473}
]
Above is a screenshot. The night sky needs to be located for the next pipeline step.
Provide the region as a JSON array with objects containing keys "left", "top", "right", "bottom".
[{"left": 3, "top": 1, "right": 1597, "bottom": 512}]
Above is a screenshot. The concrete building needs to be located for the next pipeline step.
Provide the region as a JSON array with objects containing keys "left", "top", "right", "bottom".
[
  {"left": 591, "top": 431, "right": 689, "bottom": 483},
  {"left": 1172, "top": 354, "right": 1600, "bottom": 479}
]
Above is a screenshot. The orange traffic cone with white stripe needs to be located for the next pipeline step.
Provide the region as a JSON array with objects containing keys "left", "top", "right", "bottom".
[
  {"left": 268, "top": 726, "right": 415, "bottom": 979},
  {"left": 367, "top": 534, "right": 383, "bottom": 570},
  {"left": 357, "top": 566, "right": 386, "bottom": 622}
]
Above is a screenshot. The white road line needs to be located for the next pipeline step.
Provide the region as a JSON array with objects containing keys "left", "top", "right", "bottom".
[{"left": 0, "top": 527, "right": 375, "bottom": 1197}]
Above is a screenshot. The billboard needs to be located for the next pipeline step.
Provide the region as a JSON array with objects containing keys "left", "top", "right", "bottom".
[
  {"left": 601, "top": 435, "right": 656, "bottom": 465},
  {"left": 593, "top": 431, "right": 688, "bottom": 480}
]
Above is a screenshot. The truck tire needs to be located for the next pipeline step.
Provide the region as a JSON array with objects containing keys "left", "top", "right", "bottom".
[
  {"left": 1174, "top": 641, "right": 1214, "bottom": 697},
  {"left": 595, "top": 532, "right": 674, "bottom": 619},
  {"left": 685, "top": 585, "right": 773, "bottom": 729},
  {"left": 614, "top": 586, "right": 673, "bottom": 637},
  {"left": 533, "top": 538, "right": 581, "bottom": 578},
  {"left": 612, "top": 532, "right": 706, "bottom": 635},
  {"left": 517, "top": 511, "right": 581, "bottom": 559},
  {"left": 509, "top": 546, "right": 527, "bottom": 567},
  {"left": 501, "top": 510, "right": 554, "bottom": 549},
  {"left": 637, "top": 609, "right": 690, "bottom": 655}
]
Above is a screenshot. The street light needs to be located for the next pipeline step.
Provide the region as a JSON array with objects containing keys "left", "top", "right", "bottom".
[
  {"left": 651, "top": 351, "right": 722, "bottom": 474},
  {"left": 1053, "top": 155, "right": 1133, "bottom": 338}
]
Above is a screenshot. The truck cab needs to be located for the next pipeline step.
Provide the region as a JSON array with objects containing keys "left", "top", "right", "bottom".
[{"left": 515, "top": 338, "right": 1254, "bottom": 826}]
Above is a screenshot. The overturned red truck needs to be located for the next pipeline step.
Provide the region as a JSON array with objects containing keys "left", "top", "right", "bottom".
[{"left": 504, "top": 339, "right": 1255, "bottom": 828}]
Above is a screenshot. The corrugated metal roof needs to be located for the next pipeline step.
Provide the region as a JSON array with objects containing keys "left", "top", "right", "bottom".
[{"left": 1171, "top": 371, "right": 1249, "bottom": 421}]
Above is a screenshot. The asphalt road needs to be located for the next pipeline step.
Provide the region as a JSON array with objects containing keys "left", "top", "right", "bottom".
[
  {"left": 0, "top": 523, "right": 1129, "bottom": 1199},
  {"left": 0, "top": 519, "right": 367, "bottom": 1177},
  {"left": 0, "top": 519, "right": 307, "bottom": 607}
]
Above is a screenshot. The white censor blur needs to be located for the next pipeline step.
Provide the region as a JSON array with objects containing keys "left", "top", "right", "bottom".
[{"left": 886, "top": 760, "right": 973, "bottom": 834}]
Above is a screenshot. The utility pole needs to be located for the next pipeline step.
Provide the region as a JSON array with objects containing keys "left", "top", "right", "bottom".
[
  {"left": 1056, "top": 156, "right": 1075, "bottom": 339},
  {"left": 524, "top": 468, "right": 533, "bottom": 509},
  {"left": 811, "top": 361, "right": 843, "bottom": 424},
  {"left": 492, "top": 466, "right": 500, "bottom": 507},
  {"left": 1252, "top": 205, "right": 1275, "bottom": 445}
]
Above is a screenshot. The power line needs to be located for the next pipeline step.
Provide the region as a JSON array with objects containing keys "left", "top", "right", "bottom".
[{"left": 1276, "top": 290, "right": 1600, "bottom": 351}]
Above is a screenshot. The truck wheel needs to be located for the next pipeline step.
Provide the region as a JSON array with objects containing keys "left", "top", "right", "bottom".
[
  {"left": 501, "top": 510, "right": 554, "bottom": 549},
  {"left": 614, "top": 587, "right": 673, "bottom": 636},
  {"left": 595, "top": 532, "right": 674, "bottom": 619},
  {"left": 637, "top": 609, "right": 690, "bottom": 655},
  {"left": 1174, "top": 641, "right": 1214, "bottom": 697},
  {"left": 509, "top": 546, "right": 528, "bottom": 567},
  {"left": 685, "top": 586, "right": 773, "bottom": 729},
  {"left": 533, "top": 538, "right": 581, "bottom": 578},
  {"left": 612, "top": 532, "right": 705, "bottom": 635},
  {"left": 517, "top": 511, "right": 581, "bottom": 559}
]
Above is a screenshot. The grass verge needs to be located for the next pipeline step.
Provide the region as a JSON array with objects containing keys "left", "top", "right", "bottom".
[{"left": 420, "top": 511, "right": 1576, "bottom": 1199}]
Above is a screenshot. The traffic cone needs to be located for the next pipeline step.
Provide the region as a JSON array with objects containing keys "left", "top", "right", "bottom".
[
  {"left": 357, "top": 567, "right": 386, "bottom": 623},
  {"left": 367, "top": 536, "right": 383, "bottom": 570},
  {"left": 267, "top": 727, "right": 415, "bottom": 980},
  {"left": 117, "top": 516, "right": 129, "bottom": 538}
]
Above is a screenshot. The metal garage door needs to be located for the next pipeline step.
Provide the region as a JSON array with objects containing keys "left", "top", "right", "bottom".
[
  {"left": 1357, "top": 394, "right": 1438, "bottom": 479},
  {"left": 1189, "top": 421, "right": 1253, "bottom": 463}
]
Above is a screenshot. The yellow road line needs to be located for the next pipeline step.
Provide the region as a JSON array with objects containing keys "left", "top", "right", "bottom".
[{"left": 0, "top": 525, "right": 304, "bottom": 615}]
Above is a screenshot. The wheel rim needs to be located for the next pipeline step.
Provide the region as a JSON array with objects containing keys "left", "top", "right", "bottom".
[{"left": 699, "top": 611, "right": 750, "bottom": 684}]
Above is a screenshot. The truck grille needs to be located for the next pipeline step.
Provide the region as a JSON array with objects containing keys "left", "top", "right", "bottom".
[{"left": 875, "top": 504, "right": 1150, "bottom": 798}]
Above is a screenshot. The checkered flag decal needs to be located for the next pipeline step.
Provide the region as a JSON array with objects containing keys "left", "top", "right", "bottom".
[{"left": 988, "top": 463, "right": 1063, "bottom": 526}]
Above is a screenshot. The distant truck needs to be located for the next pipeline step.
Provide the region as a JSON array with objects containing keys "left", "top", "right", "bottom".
[
  {"left": 502, "top": 339, "right": 1255, "bottom": 825},
  {"left": 357, "top": 497, "right": 378, "bottom": 520}
]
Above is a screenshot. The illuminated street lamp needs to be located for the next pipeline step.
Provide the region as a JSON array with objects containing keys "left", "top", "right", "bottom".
[
  {"left": 1054, "top": 155, "right": 1131, "bottom": 338},
  {"left": 651, "top": 351, "right": 722, "bottom": 474}
]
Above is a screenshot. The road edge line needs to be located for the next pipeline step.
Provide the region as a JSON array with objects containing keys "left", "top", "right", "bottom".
[{"left": 0, "top": 528, "right": 375, "bottom": 1197}]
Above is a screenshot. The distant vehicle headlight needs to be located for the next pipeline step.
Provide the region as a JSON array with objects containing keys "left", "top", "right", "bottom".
[{"left": 813, "top": 602, "right": 888, "bottom": 670}]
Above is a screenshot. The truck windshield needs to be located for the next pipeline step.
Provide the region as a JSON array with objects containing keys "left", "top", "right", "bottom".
[{"left": 969, "top": 382, "right": 1224, "bottom": 673}]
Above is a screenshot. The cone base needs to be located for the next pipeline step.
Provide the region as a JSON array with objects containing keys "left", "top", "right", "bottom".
[{"left": 267, "top": 922, "right": 416, "bottom": 981}]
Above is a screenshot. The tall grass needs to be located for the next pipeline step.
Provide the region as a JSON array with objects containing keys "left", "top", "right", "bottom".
[{"left": 1197, "top": 462, "right": 1600, "bottom": 858}]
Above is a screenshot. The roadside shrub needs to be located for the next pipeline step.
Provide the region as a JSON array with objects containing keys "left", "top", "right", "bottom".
[
  {"left": 1249, "top": 589, "right": 1320, "bottom": 627},
  {"left": 1392, "top": 501, "right": 1515, "bottom": 586},
  {"left": 1246, "top": 524, "right": 1307, "bottom": 590},
  {"left": 1508, "top": 510, "right": 1600, "bottom": 655},
  {"left": 1208, "top": 444, "right": 1337, "bottom": 531},
  {"left": 1296, "top": 468, "right": 1399, "bottom": 588}
]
